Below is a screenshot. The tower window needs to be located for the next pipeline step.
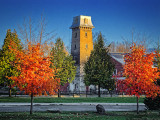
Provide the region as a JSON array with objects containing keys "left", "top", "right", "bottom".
[
  {"left": 75, "top": 44, "right": 76, "bottom": 49},
  {"left": 74, "top": 56, "right": 78, "bottom": 64},
  {"left": 75, "top": 18, "right": 78, "bottom": 24},
  {"left": 75, "top": 33, "right": 77, "bottom": 38},
  {"left": 85, "top": 32, "right": 87, "bottom": 37},
  {"left": 85, "top": 44, "right": 88, "bottom": 49},
  {"left": 75, "top": 84, "right": 77, "bottom": 90},
  {"left": 84, "top": 18, "right": 88, "bottom": 24},
  {"left": 74, "top": 56, "right": 77, "bottom": 61}
]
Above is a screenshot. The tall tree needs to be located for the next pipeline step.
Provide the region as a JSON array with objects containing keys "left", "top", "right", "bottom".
[
  {"left": 0, "top": 29, "right": 22, "bottom": 97},
  {"left": 8, "top": 42, "right": 60, "bottom": 114},
  {"left": 50, "top": 38, "right": 76, "bottom": 97},
  {"left": 84, "top": 32, "right": 115, "bottom": 97},
  {"left": 122, "top": 43, "right": 160, "bottom": 114}
]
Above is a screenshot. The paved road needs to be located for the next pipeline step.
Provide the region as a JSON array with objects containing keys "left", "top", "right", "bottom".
[{"left": 0, "top": 103, "right": 146, "bottom": 112}]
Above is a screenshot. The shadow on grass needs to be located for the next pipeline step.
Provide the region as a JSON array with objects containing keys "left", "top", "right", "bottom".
[{"left": 0, "top": 111, "right": 159, "bottom": 120}]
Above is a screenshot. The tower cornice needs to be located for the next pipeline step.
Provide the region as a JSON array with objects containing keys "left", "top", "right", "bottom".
[{"left": 70, "top": 15, "right": 94, "bottom": 29}]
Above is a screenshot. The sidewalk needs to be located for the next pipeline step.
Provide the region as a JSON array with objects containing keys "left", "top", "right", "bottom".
[
  {"left": 0, "top": 102, "right": 145, "bottom": 106},
  {"left": 0, "top": 103, "right": 146, "bottom": 112}
]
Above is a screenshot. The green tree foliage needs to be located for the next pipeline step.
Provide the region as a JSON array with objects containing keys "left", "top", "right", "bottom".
[
  {"left": 0, "top": 29, "right": 23, "bottom": 97},
  {"left": 50, "top": 38, "right": 76, "bottom": 97},
  {"left": 84, "top": 32, "right": 115, "bottom": 97},
  {"left": 102, "top": 78, "right": 115, "bottom": 97}
]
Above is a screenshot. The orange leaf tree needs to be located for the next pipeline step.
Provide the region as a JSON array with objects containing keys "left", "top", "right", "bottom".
[
  {"left": 9, "top": 42, "right": 60, "bottom": 114},
  {"left": 122, "top": 43, "right": 160, "bottom": 114}
]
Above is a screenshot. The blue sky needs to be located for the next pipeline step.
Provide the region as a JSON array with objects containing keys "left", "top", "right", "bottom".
[{"left": 0, "top": 0, "right": 160, "bottom": 49}]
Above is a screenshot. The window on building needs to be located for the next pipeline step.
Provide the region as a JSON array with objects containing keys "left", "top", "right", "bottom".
[
  {"left": 113, "top": 69, "right": 117, "bottom": 75},
  {"left": 75, "top": 44, "right": 76, "bottom": 49},
  {"left": 74, "top": 56, "right": 77, "bottom": 61},
  {"left": 75, "top": 33, "right": 77, "bottom": 38},
  {"left": 75, "top": 18, "right": 78, "bottom": 24},
  {"left": 75, "top": 84, "right": 77, "bottom": 90},
  {"left": 85, "top": 44, "right": 88, "bottom": 49},
  {"left": 85, "top": 32, "right": 87, "bottom": 37},
  {"left": 84, "top": 18, "right": 88, "bottom": 24}
]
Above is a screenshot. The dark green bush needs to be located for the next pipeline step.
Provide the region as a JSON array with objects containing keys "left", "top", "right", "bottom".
[{"left": 144, "top": 96, "right": 160, "bottom": 110}]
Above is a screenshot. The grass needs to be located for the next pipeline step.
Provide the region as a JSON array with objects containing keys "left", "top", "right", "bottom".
[
  {"left": 0, "top": 97, "right": 145, "bottom": 103},
  {"left": 0, "top": 111, "right": 159, "bottom": 120}
]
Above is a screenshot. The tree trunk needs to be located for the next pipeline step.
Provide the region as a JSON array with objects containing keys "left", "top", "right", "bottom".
[
  {"left": 109, "top": 91, "right": 113, "bottom": 97},
  {"left": 98, "top": 84, "right": 101, "bottom": 97},
  {"left": 137, "top": 97, "right": 139, "bottom": 114},
  {"left": 30, "top": 93, "right": 33, "bottom": 115},
  {"left": 15, "top": 86, "right": 17, "bottom": 97},
  {"left": 58, "top": 89, "right": 61, "bottom": 98},
  {"left": 9, "top": 85, "right": 11, "bottom": 97},
  {"left": 86, "top": 90, "right": 87, "bottom": 98}
]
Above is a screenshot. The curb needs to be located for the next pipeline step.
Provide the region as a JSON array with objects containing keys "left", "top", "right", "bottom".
[{"left": 0, "top": 103, "right": 145, "bottom": 106}]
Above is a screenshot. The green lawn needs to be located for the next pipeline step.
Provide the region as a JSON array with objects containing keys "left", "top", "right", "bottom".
[
  {"left": 0, "top": 97, "right": 144, "bottom": 103},
  {"left": 0, "top": 111, "right": 159, "bottom": 120}
]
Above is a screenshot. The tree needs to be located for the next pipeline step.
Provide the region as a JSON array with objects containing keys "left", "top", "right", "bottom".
[
  {"left": 18, "top": 15, "right": 56, "bottom": 56},
  {"left": 154, "top": 40, "right": 160, "bottom": 85},
  {"left": 0, "top": 29, "right": 23, "bottom": 97},
  {"left": 122, "top": 43, "right": 160, "bottom": 114},
  {"left": 102, "top": 78, "right": 115, "bottom": 97},
  {"left": 8, "top": 42, "right": 60, "bottom": 114},
  {"left": 144, "top": 40, "right": 160, "bottom": 110},
  {"left": 50, "top": 38, "right": 76, "bottom": 97},
  {"left": 108, "top": 41, "right": 131, "bottom": 53},
  {"left": 84, "top": 32, "right": 115, "bottom": 97}
]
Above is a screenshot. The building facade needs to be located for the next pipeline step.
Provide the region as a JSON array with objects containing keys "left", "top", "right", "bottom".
[{"left": 69, "top": 15, "right": 94, "bottom": 92}]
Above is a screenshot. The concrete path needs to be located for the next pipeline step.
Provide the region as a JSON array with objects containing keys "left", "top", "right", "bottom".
[{"left": 0, "top": 103, "right": 146, "bottom": 112}]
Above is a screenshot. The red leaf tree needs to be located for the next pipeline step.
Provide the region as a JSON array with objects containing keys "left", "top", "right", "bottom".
[
  {"left": 121, "top": 43, "right": 160, "bottom": 114},
  {"left": 9, "top": 42, "right": 60, "bottom": 114}
]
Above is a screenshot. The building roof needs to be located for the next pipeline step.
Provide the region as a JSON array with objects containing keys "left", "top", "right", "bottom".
[
  {"left": 110, "top": 53, "right": 125, "bottom": 65},
  {"left": 70, "top": 15, "right": 94, "bottom": 29}
]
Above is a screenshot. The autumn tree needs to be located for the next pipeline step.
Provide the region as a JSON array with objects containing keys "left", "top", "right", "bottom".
[
  {"left": 154, "top": 41, "right": 160, "bottom": 86},
  {"left": 84, "top": 32, "right": 115, "bottom": 97},
  {"left": 144, "top": 40, "right": 160, "bottom": 110},
  {"left": 9, "top": 42, "right": 60, "bottom": 114},
  {"left": 50, "top": 38, "right": 76, "bottom": 97},
  {"left": 122, "top": 43, "right": 160, "bottom": 114},
  {"left": 0, "top": 29, "right": 23, "bottom": 97}
]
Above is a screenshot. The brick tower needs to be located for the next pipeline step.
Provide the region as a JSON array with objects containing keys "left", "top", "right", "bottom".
[{"left": 70, "top": 15, "right": 94, "bottom": 92}]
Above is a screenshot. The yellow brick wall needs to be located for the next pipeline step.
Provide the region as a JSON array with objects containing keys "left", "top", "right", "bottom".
[{"left": 80, "top": 27, "right": 93, "bottom": 64}]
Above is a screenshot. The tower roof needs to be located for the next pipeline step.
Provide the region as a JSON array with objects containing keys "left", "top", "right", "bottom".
[{"left": 70, "top": 15, "right": 94, "bottom": 29}]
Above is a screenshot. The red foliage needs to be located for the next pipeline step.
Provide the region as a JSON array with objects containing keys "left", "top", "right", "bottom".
[
  {"left": 9, "top": 42, "right": 60, "bottom": 96},
  {"left": 120, "top": 43, "right": 160, "bottom": 98}
]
